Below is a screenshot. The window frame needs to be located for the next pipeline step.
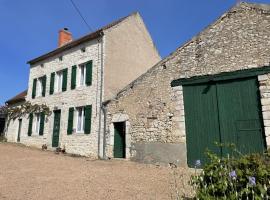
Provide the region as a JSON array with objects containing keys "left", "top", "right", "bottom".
[
  {"left": 55, "top": 70, "right": 63, "bottom": 93},
  {"left": 78, "top": 64, "right": 86, "bottom": 87},
  {"left": 33, "top": 113, "right": 41, "bottom": 135},
  {"left": 36, "top": 78, "right": 43, "bottom": 97},
  {"left": 76, "top": 107, "right": 85, "bottom": 133}
]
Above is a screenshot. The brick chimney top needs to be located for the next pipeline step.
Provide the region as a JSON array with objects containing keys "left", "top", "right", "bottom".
[{"left": 58, "top": 28, "right": 73, "bottom": 47}]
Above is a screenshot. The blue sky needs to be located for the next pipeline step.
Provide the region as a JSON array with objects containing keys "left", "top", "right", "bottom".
[{"left": 0, "top": 0, "right": 269, "bottom": 104}]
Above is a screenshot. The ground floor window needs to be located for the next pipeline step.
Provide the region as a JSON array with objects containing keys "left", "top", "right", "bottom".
[
  {"left": 76, "top": 107, "right": 85, "bottom": 133},
  {"left": 33, "top": 113, "right": 41, "bottom": 135}
]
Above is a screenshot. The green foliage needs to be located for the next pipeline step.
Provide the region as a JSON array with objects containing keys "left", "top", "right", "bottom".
[{"left": 190, "top": 145, "right": 270, "bottom": 199}]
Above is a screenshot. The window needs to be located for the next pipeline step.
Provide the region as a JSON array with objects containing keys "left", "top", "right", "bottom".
[
  {"left": 79, "top": 65, "right": 86, "bottom": 86},
  {"left": 36, "top": 78, "right": 43, "bottom": 97},
  {"left": 76, "top": 107, "right": 85, "bottom": 133},
  {"left": 55, "top": 71, "right": 63, "bottom": 92},
  {"left": 33, "top": 113, "right": 41, "bottom": 135}
]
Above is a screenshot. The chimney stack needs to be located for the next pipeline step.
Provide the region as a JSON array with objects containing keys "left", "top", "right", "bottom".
[{"left": 58, "top": 28, "right": 72, "bottom": 47}]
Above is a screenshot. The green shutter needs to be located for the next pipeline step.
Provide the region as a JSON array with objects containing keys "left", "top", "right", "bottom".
[
  {"left": 39, "top": 112, "right": 45, "bottom": 135},
  {"left": 50, "top": 72, "right": 55, "bottom": 95},
  {"left": 28, "top": 113, "right": 33, "bottom": 136},
  {"left": 85, "top": 61, "right": 93, "bottom": 86},
  {"left": 42, "top": 75, "right": 46, "bottom": 97},
  {"left": 71, "top": 65, "right": 77, "bottom": 90},
  {"left": 84, "top": 105, "right": 92, "bottom": 134},
  {"left": 32, "top": 79, "right": 37, "bottom": 99},
  {"left": 62, "top": 68, "right": 68, "bottom": 92},
  {"left": 67, "top": 107, "right": 74, "bottom": 135}
]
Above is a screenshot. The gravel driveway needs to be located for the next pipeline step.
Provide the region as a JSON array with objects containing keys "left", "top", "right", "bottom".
[{"left": 0, "top": 143, "right": 194, "bottom": 200}]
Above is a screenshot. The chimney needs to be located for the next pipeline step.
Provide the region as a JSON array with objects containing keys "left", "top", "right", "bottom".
[{"left": 58, "top": 28, "right": 72, "bottom": 47}]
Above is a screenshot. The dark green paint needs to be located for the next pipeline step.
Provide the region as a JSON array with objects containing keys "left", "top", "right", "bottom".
[
  {"left": 67, "top": 107, "right": 74, "bottom": 135},
  {"left": 42, "top": 75, "right": 46, "bottom": 97},
  {"left": 171, "top": 65, "right": 270, "bottom": 87},
  {"left": 50, "top": 72, "right": 55, "bottom": 95},
  {"left": 39, "top": 112, "right": 45, "bottom": 135},
  {"left": 71, "top": 65, "right": 77, "bottom": 90},
  {"left": 183, "top": 83, "right": 221, "bottom": 167},
  {"left": 52, "top": 110, "right": 61, "bottom": 147},
  {"left": 28, "top": 113, "right": 33, "bottom": 136},
  {"left": 62, "top": 68, "right": 68, "bottom": 92},
  {"left": 183, "top": 77, "right": 265, "bottom": 167},
  {"left": 32, "top": 79, "right": 37, "bottom": 99},
  {"left": 86, "top": 61, "right": 92, "bottom": 86},
  {"left": 84, "top": 105, "right": 92, "bottom": 134},
  {"left": 114, "top": 122, "right": 126, "bottom": 158}
]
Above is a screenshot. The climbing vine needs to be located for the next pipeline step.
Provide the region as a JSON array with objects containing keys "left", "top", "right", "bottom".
[{"left": 6, "top": 101, "right": 51, "bottom": 123}]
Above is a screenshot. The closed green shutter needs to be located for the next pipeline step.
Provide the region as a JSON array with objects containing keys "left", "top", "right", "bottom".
[
  {"left": 62, "top": 68, "right": 68, "bottom": 92},
  {"left": 28, "top": 113, "right": 33, "bottom": 136},
  {"left": 50, "top": 72, "right": 55, "bottom": 95},
  {"left": 85, "top": 61, "right": 92, "bottom": 86},
  {"left": 39, "top": 112, "right": 45, "bottom": 135},
  {"left": 42, "top": 75, "right": 47, "bottom": 97},
  {"left": 71, "top": 65, "right": 77, "bottom": 90},
  {"left": 32, "top": 79, "right": 37, "bottom": 99},
  {"left": 67, "top": 107, "right": 74, "bottom": 135},
  {"left": 84, "top": 105, "right": 92, "bottom": 134}
]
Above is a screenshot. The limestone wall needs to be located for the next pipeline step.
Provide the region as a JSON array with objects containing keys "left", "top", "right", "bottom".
[{"left": 105, "top": 3, "right": 270, "bottom": 164}]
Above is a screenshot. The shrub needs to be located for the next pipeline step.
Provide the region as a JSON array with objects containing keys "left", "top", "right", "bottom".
[{"left": 190, "top": 147, "right": 270, "bottom": 199}]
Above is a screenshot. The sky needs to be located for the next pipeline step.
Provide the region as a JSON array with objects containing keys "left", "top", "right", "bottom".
[{"left": 0, "top": 0, "right": 269, "bottom": 105}]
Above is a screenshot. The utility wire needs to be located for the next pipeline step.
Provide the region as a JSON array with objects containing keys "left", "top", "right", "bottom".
[{"left": 70, "top": 0, "right": 93, "bottom": 32}]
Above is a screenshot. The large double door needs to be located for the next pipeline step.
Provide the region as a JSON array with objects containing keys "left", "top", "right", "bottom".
[{"left": 183, "top": 77, "right": 266, "bottom": 167}]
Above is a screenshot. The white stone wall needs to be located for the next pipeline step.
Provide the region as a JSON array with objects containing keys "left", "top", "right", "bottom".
[
  {"left": 258, "top": 74, "right": 270, "bottom": 148},
  {"left": 18, "top": 38, "right": 103, "bottom": 157},
  {"left": 5, "top": 102, "right": 24, "bottom": 143}
]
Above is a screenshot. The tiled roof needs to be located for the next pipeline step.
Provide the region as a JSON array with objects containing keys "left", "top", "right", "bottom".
[
  {"left": 27, "top": 12, "right": 138, "bottom": 65},
  {"left": 6, "top": 90, "right": 27, "bottom": 105}
]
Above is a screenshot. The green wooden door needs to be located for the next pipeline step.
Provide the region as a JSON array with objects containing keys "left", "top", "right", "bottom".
[
  {"left": 52, "top": 110, "right": 61, "bottom": 147},
  {"left": 217, "top": 77, "right": 265, "bottom": 156},
  {"left": 183, "top": 83, "right": 221, "bottom": 167},
  {"left": 183, "top": 77, "right": 265, "bottom": 167},
  {"left": 114, "top": 122, "right": 126, "bottom": 158},
  {"left": 17, "top": 119, "right": 22, "bottom": 142}
]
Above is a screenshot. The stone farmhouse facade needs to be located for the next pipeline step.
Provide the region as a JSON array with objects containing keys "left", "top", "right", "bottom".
[
  {"left": 104, "top": 2, "right": 270, "bottom": 167},
  {"left": 5, "top": 90, "right": 27, "bottom": 142},
  {"left": 5, "top": 12, "right": 160, "bottom": 158}
]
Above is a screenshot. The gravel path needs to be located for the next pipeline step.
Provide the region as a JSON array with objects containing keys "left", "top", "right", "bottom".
[{"left": 0, "top": 143, "right": 194, "bottom": 200}]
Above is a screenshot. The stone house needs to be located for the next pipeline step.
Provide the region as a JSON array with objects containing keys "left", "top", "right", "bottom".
[
  {"left": 104, "top": 2, "right": 270, "bottom": 167},
  {"left": 5, "top": 90, "right": 27, "bottom": 141},
  {"left": 5, "top": 12, "right": 160, "bottom": 157}
]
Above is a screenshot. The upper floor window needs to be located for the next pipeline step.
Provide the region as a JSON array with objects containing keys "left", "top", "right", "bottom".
[
  {"left": 79, "top": 64, "right": 86, "bottom": 86},
  {"left": 36, "top": 78, "right": 43, "bottom": 97},
  {"left": 32, "top": 76, "right": 46, "bottom": 99},
  {"left": 55, "top": 71, "right": 63, "bottom": 92}
]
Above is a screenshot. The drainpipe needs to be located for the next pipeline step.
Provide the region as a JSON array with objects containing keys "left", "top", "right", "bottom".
[
  {"left": 97, "top": 32, "right": 104, "bottom": 159},
  {"left": 102, "top": 103, "right": 108, "bottom": 159}
]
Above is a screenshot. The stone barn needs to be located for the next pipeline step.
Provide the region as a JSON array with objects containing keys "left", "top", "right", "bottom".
[{"left": 104, "top": 2, "right": 270, "bottom": 167}]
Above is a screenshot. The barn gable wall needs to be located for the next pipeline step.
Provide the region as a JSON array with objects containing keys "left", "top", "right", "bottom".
[{"left": 105, "top": 3, "right": 270, "bottom": 166}]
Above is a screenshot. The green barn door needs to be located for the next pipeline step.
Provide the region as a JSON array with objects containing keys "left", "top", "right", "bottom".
[
  {"left": 183, "top": 77, "right": 265, "bottom": 167},
  {"left": 217, "top": 77, "right": 265, "bottom": 156},
  {"left": 52, "top": 110, "right": 61, "bottom": 147},
  {"left": 114, "top": 122, "right": 126, "bottom": 158},
  {"left": 183, "top": 83, "right": 221, "bottom": 167}
]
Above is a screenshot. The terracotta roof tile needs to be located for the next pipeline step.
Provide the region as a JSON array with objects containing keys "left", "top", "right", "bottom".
[{"left": 6, "top": 90, "right": 27, "bottom": 105}]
